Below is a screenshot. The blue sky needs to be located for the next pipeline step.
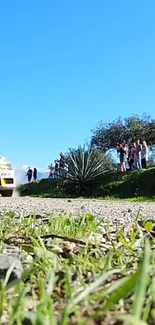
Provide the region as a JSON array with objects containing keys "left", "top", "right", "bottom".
[{"left": 0, "top": 0, "right": 155, "bottom": 170}]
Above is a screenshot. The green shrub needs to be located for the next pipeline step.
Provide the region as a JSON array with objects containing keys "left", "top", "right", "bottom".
[
  {"left": 66, "top": 146, "right": 114, "bottom": 194},
  {"left": 18, "top": 178, "right": 74, "bottom": 198},
  {"left": 18, "top": 167, "right": 155, "bottom": 199}
]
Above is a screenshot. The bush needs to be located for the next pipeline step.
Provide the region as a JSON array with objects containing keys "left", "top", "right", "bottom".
[
  {"left": 66, "top": 146, "right": 114, "bottom": 194},
  {"left": 17, "top": 167, "right": 155, "bottom": 199},
  {"left": 90, "top": 168, "right": 155, "bottom": 198},
  {"left": 17, "top": 178, "right": 73, "bottom": 198}
]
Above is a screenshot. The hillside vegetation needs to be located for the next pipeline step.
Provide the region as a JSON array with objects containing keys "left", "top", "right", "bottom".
[{"left": 18, "top": 167, "right": 155, "bottom": 199}]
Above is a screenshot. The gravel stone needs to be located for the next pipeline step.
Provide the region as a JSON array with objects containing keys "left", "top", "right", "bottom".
[
  {"left": 0, "top": 197, "right": 155, "bottom": 226},
  {"left": 0, "top": 255, "right": 23, "bottom": 282}
]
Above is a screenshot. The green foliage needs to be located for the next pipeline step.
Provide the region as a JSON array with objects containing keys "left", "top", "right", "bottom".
[
  {"left": 66, "top": 146, "right": 114, "bottom": 194},
  {"left": 0, "top": 211, "right": 154, "bottom": 324},
  {"left": 100, "top": 167, "right": 155, "bottom": 198},
  {"left": 18, "top": 167, "right": 155, "bottom": 199},
  {"left": 17, "top": 178, "right": 72, "bottom": 198},
  {"left": 91, "top": 167, "right": 155, "bottom": 199},
  {"left": 91, "top": 113, "right": 155, "bottom": 151}
]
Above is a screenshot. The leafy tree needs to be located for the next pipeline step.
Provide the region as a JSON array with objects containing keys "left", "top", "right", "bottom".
[
  {"left": 91, "top": 114, "right": 155, "bottom": 152},
  {"left": 65, "top": 146, "right": 114, "bottom": 194},
  {"left": 147, "top": 148, "right": 155, "bottom": 167}
]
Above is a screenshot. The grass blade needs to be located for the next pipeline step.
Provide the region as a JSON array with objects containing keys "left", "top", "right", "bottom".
[
  {"left": 68, "top": 268, "right": 121, "bottom": 312},
  {"left": 102, "top": 270, "right": 139, "bottom": 311},
  {"left": 118, "top": 314, "right": 149, "bottom": 325},
  {"left": 4, "top": 261, "right": 17, "bottom": 286},
  {"left": 133, "top": 239, "right": 151, "bottom": 319}
]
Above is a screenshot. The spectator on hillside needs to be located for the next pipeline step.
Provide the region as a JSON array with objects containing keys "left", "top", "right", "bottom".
[
  {"left": 135, "top": 140, "right": 142, "bottom": 169},
  {"left": 54, "top": 161, "right": 59, "bottom": 178},
  {"left": 129, "top": 142, "right": 136, "bottom": 171},
  {"left": 26, "top": 167, "right": 33, "bottom": 182},
  {"left": 141, "top": 141, "right": 148, "bottom": 169},
  {"left": 116, "top": 144, "right": 121, "bottom": 171},
  {"left": 33, "top": 167, "right": 37, "bottom": 181},
  {"left": 116, "top": 140, "right": 149, "bottom": 172},
  {"left": 48, "top": 163, "right": 54, "bottom": 178},
  {"left": 117, "top": 141, "right": 127, "bottom": 172},
  {"left": 59, "top": 152, "right": 66, "bottom": 177}
]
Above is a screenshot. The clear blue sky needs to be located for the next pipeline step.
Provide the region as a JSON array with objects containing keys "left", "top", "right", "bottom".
[{"left": 0, "top": 0, "right": 155, "bottom": 169}]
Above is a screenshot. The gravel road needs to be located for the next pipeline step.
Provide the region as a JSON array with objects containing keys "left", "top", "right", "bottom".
[{"left": 0, "top": 197, "right": 155, "bottom": 225}]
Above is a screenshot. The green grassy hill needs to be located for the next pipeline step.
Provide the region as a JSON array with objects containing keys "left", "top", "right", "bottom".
[{"left": 17, "top": 167, "right": 155, "bottom": 199}]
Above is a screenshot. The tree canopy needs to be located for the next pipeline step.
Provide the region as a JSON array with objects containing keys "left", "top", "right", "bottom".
[{"left": 91, "top": 114, "right": 155, "bottom": 152}]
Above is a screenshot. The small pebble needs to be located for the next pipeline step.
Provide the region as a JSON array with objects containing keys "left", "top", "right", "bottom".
[{"left": 0, "top": 255, "right": 23, "bottom": 282}]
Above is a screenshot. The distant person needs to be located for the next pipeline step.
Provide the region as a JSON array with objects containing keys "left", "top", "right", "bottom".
[
  {"left": 141, "top": 141, "right": 148, "bottom": 169},
  {"left": 129, "top": 142, "right": 136, "bottom": 171},
  {"left": 135, "top": 140, "right": 142, "bottom": 169},
  {"left": 33, "top": 167, "right": 37, "bottom": 181},
  {"left": 48, "top": 163, "right": 54, "bottom": 178},
  {"left": 117, "top": 141, "right": 127, "bottom": 172},
  {"left": 116, "top": 143, "right": 121, "bottom": 171},
  {"left": 26, "top": 167, "right": 32, "bottom": 182},
  {"left": 54, "top": 161, "right": 59, "bottom": 178},
  {"left": 59, "top": 152, "right": 65, "bottom": 177}
]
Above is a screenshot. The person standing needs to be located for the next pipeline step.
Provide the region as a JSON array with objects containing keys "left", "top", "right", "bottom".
[
  {"left": 135, "top": 140, "right": 142, "bottom": 169},
  {"left": 119, "top": 142, "right": 127, "bottom": 172},
  {"left": 26, "top": 167, "right": 32, "bottom": 182},
  {"left": 141, "top": 141, "right": 148, "bottom": 169},
  {"left": 116, "top": 144, "right": 121, "bottom": 171},
  {"left": 129, "top": 142, "right": 136, "bottom": 171},
  {"left": 59, "top": 152, "right": 65, "bottom": 177},
  {"left": 48, "top": 163, "right": 54, "bottom": 178},
  {"left": 33, "top": 167, "right": 37, "bottom": 181},
  {"left": 54, "top": 161, "right": 59, "bottom": 178}
]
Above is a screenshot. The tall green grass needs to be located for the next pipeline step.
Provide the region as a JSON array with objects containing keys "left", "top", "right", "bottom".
[{"left": 0, "top": 211, "right": 154, "bottom": 324}]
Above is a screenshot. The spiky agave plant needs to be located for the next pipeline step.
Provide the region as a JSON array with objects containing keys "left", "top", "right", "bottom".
[{"left": 66, "top": 146, "right": 112, "bottom": 194}]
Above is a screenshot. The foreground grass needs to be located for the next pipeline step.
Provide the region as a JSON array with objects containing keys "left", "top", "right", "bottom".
[{"left": 0, "top": 212, "right": 155, "bottom": 324}]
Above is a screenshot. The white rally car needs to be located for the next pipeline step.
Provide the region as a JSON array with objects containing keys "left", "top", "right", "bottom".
[{"left": 0, "top": 156, "right": 16, "bottom": 197}]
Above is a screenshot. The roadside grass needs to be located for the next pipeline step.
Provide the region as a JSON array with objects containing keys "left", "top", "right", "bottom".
[
  {"left": 24, "top": 195, "right": 155, "bottom": 202},
  {"left": 72, "top": 196, "right": 155, "bottom": 202},
  {"left": 98, "top": 196, "right": 155, "bottom": 202},
  {"left": 0, "top": 212, "right": 155, "bottom": 324}
]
